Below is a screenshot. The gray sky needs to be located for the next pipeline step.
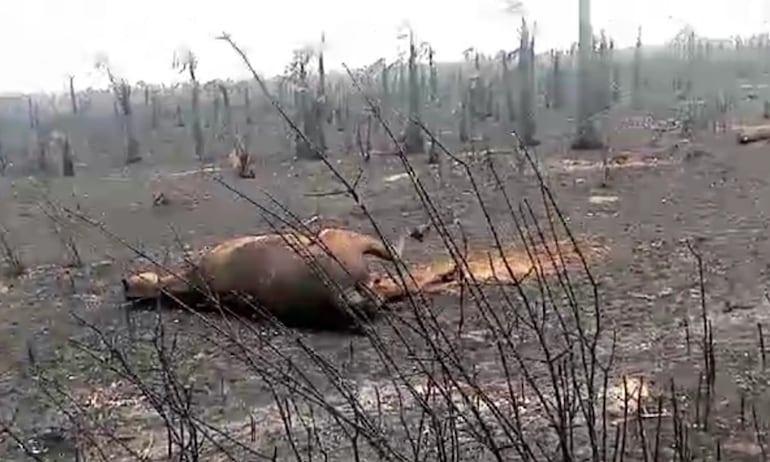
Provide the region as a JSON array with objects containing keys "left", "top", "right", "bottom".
[{"left": 1, "top": 0, "right": 768, "bottom": 94}]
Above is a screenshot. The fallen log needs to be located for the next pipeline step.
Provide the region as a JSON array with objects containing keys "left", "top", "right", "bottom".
[{"left": 736, "top": 124, "right": 770, "bottom": 144}]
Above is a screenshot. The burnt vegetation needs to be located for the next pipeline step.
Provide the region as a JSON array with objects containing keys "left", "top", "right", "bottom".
[{"left": 3, "top": 3, "right": 770, "bottom": 461}]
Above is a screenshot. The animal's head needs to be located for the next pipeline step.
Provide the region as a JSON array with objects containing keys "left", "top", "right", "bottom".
[{"left": 122, "top": 272, "right": 163, "bottom": 300}]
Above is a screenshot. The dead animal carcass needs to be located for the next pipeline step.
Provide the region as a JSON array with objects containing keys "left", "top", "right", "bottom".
[{"left": 122, "top": 228, "right": 406, "bottom": 331}]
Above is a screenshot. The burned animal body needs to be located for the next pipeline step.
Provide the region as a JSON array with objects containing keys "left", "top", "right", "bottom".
[{"left": 122, "top": 229, "right": 401, "bottom": 331}]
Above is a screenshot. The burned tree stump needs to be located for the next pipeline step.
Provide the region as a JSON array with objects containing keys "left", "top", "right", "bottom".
[{"left": 61, "top": 136, "right": 75, "bottom": 177}]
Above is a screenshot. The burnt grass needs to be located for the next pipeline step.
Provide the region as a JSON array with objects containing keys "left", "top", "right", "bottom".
[{"left": 2, "top": 105, "right": 770, "bottom": 460}]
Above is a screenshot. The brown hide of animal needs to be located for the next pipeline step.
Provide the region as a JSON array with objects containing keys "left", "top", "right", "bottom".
[{"left": 122, "top": 229, "right": 398, "bottom": 330}]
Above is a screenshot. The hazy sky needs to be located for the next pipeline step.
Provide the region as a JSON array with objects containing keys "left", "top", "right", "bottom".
[{"left": 1, "top": 0, "right": 768, "bottom": 94}]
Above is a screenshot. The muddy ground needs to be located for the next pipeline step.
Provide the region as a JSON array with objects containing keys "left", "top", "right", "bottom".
[{"left": 2, "top": 101, "right": 770, "bottom": 460}]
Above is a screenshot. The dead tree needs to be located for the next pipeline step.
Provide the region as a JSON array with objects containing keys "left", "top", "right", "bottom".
[
  {"left": 173, "top": 50, "right": 207, "bottom": 162},
  {"left": 403, "top": 30, "right": 424, "bottom": 154},
  {"left": 632, "top": 27, "right": 643, "bottom": 109},
  {"left": 317, "top": 32, "right": 328, "bottom": 126},
  {"left": 151, "top": 92, "right": 160, "bottom": 130},
  {"left": 142, "top": 83, "right": 150, "bottom": 106},
  {"left": 427, "top": 46, "right": 440, "bottom": 164},
  {"left": 398, "top": 62, "right": 408, "bottom": 110},
  {"left": 517, "top": 18, "right": 538, "bottom": 146},
  {"left": 243, "top": 85, "right": 253, "bottom": 125},
  {"left": 311, "top": 35, "right": 328, "bottom": 154},
  {"left": 549, "top": 50, "right": 565, "bottom": 109},
  {"left": 36, "top": 132, "right": 48, "bottom": 173},
  {"left": 27, "top": 98, "right": 48, "bottom": 173},
  {"left": 229, "top": 133, "right": 255, "bottom": 178},
  {"left": 571, "top": 0, "right": 604, "bottom": 150},
  {"left": 0, "top": 225, "right": 24, "bottom": 277},
  {"left": 458, "top": 93, "right": 470, "bottom": 144},
  {"left": 27, "top": 97, "right": 36, "bottom": 129},
  {"left": 609, "top": 40, "right": 621, "bottom": 104},
  {"left": 596, "top": 31, "right": 612, "bottom": 112},
  {"left": 95, "top": 58, "right": 141, "bottom": 164},
  {"left": 468, "top": 51, "right": 487, "bottom": 121},
  {"left": 356, "top": 110, "right": 372, "bottom": 162},
  {"left": 67, "top": 75, "right": 78, "bottom": 114},
  {"left": 381, "top": 61, "right": 392, "bottom": 118},
  {"left": 287, "top": 48, "right": 326, "bottom": 160},
  {"left": 208, "top": 85, "right": 221, "bottom": 130},
  {"left": 500, "top": 50, "right": 517, "bottom": 123},
  {"left": 60, "top": 134, "right": 75, "bottom": 177},
  {"left": 175, "top": 103, "right": 185, "bottom": 127},
  {"left": 0, "top": 142, "right": 6, "bottom": 176},
  {"left": 218, "top": 82, "right": 233, "bottom": 141}
]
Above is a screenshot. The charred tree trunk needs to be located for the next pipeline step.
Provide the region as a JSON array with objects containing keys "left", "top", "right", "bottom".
[
  {"left": 611, "top": 40, "right": 621, "bottom": 104},
  {"left": 218, "top": 83, "right": 232, "bottom": 134},
  {"left": 0, "top": 142, "right": 7, "bottom": 176},
  {"left": 314, "top": 94, "right": 327, "bottom": 155},
  {"left": 552, "top": 50, "right": 565, "bottom": 109},
  {"left": 316, "top": 39, "right": 328, "bottom": 153},
  {"left": 318, "top": 33, "right": 327, "bottom": 125},
  {"left": 192, "top": 83, "right": 205, "bottom": 161},
  {"left": 295, "top": 88, "right": 314, "bottom": 159},
  {"left": 115, "top": 82, "right": 140, "bottom": 164},
  {"left": 571, "top": 0, "right": 603, "bottom": 150},
  {"left": 175, "top": 104, "right": 185, "bottom": 127},
  {"left": 151, "top": 94, "right": 159, "bottom": 130},
  {"left": 428, "top": 47, "right": 440, "bottom": 164},
  {"left": 632, "top": 27, "right": 642, "bottom": 110},
  {"left": 30, "top": 109, "right": 47, "bottom": 174},
  {"left": 459, "top": 94, "right": 469, "bottom": 144},
  {"left": 518, "top": 19, "right": 538, "bottom": 146},
  {"left": 182, "top": 60, "right": 206, "bottom": 162},
  {"left": 501, "top": 52, "right": 516, "bottom": 123},
  {"left": 597, "top": 31, "right": 612, "bottom": 111},
  {"left": 381, "top": 63, "right": 391, "bottom": 107},
  {"left": 398, "top": 63, "right": 407, "bottom": 111},
  {"left": 61, "top": 136, "right": 74, "bottom": 177},
  {"left": 27, "top": 97, "right": 35, "bottom": 129},
  {"left": 244, "top": 87, "right": 253, "bottom": 125},
  {"left": 403, "top": 31, "right": 424, "bottom": 154},
  {"left": 210, "top": 94, "right": 220, "bottom": 129},
  {"left": 68, "top": 76, "right": 78, "bottom": 114}
]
